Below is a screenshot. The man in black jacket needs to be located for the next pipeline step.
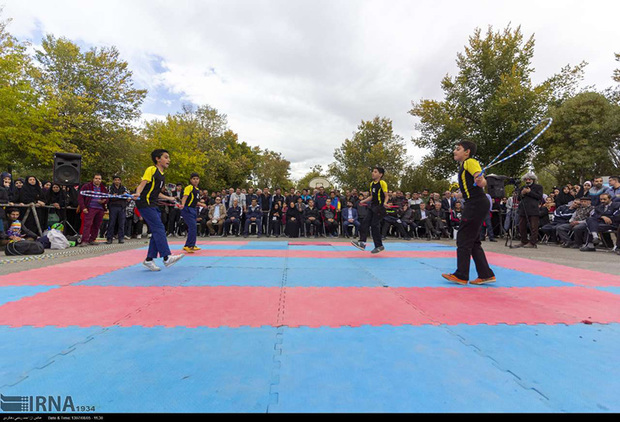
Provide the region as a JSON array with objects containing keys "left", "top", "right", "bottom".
[
  {"left": 515, "top": 172, "right": 543, "bottom": 248},
  {"left": 580, "top": 193, "right": 620, "bottom": 251},
  {"left": 106, "top": 176, "right": 129, "bottom": 244},
  {"left": 303, "top": 199, "right": 322, "bottom": 237},
  {"left": 223, "top": 199, "right": 242, "bottom": 237}
]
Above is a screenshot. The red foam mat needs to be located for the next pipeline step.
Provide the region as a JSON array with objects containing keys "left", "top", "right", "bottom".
[
  {"left": 486, "top": 252, "right": 620, "bottom": 287},
  {"left": 1, "top": 285, "right": 618, "bottom": 328}
]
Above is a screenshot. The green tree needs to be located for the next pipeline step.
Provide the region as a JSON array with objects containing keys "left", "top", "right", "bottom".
[
  {"left": 251, "top": 149, "right": 293, "bottom": 190},
  {"left": 400, "top": 159, "right": 452, "bottom": 194},
  {"left": 0, "top": 17, "right": 61, "bottom": 175},
  {"left": 33, "top": 34, "right": 147, "bottom": 181},
  {"left": 409, "top": 25, "right": 582, "bottom": 180},
  {"left": 533, "top": 91, "right": 620, "bottom": 185},
  {"left": 329, "top": 116, "right": 406, "bottom": 191}
]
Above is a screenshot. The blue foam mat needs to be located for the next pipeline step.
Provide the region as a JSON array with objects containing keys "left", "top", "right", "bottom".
[
  {"left": 0, "top": 286, "right": 59, "bottom": 306},
  {"left": 2, "top": 324, "right": 617, "bottom": 412}
]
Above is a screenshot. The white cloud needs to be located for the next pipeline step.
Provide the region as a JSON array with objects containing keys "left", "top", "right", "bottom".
[{"left": 3, "top": 0, "right": 619, "bottom": 180}]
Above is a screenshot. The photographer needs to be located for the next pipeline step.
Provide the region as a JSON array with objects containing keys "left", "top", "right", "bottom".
[{"left": 514, "top": 172, "right": 543, "bottom": 248}]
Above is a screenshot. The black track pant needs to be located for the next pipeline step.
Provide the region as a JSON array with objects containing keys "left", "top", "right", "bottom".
[
  {"left": 454, "top": 195, "right": 495, "bottom": 281},
  {"left": 359, "top": 205, "right": 386, "bottom": 247}
]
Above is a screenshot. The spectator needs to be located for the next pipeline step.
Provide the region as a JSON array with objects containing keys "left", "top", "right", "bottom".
[
  {"left": 14, "top": 175, "right": 46, "bottom": 235},
  {"left": 580, "top": 193, "right": 620, "bottom": 252},
  {"left": 223, "top": 199, "right": 242, "bottom": 237},
  {"left": 268, "top": 202, "right": 282, "bottom": 237},
  {"left": 555, "top": 185, "right": 574, "bottom": 207},
  {"left": 207, "top": 196, "right": 226, "bottom": 236},
  {"left": 303, "top": 199, "right": 321, "bottom": 237},
  {"left": 106, "top": 176, "right": 129, "bottom": 244},
  {"left": 1, "top": 208, "right": 38, "bottom": 246},
  {"left": 166, "top": 183, "right": 183, "bottom": 236},
  {"left": 321, "top": 198, "right": 338, "bottom": 237},
  {"left": 314, "top": 187, "right": 328, "bottom": 210},
  {"left": 284, "top": 200, "right": 301, "bottom": 238},
  {"left": 196, "top": 200, "right": 209, "bottom": 236},
  {"left": 480, "top": 192, "right": 496, "bottom": 242},
  {"left": 413, "top": 202, "right": 430, "bottom": 237},
  {"left": 606, "top": 176, "right": 620, "bottom": 202},
  {"left": 541, "top": 199, "right": 579, "bottom": 244},
  {"left": 243, "top": 198, "right": 263, "bottom": 237},
  {"left": 588, "top": 177, "right": 607, "bottom": 206},
  {"left": 78, "top": 174, "right": 108, "bottom": 246},
  {"left": 515, "top": 172, "right": 543, "bottom": 248},
  {"left": 45, "top": 182, "right": 66, "bottom": 227},
  {"left": 341, "top": 200, "right": 360, "bottom": 238},
  {"left": 399, "top": 202, "right": 417, "bottom": 238},
  {"left": 450, "top": 201, "right": 463, "bottom": 232},
  {"left": 410, "top": 192, "right": 423, "bottom": 208},
  {"left": 428, "top": 201, "right": 449, "bottom": 239},
  {"left": 557, "top": 196, "right": 594, "bottom": 248}
]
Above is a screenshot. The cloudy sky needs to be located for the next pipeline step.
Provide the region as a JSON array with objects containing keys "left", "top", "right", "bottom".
[{"left": 3, "top": 0, "right": 619, "bottom": 179}]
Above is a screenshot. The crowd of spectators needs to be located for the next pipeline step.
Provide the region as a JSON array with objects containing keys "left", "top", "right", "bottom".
[{"left": 1, "top": 170, "right": 619, "bottom": 257}]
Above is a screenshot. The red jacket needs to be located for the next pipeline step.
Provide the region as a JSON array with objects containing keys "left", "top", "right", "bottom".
[{"left": 78, "top": 182, "right": 109, "bottom": 211}]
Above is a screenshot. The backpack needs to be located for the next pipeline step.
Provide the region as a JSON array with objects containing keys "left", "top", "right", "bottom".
[{"left": 4, "top": 240, "right": 45, "bottom": 256}]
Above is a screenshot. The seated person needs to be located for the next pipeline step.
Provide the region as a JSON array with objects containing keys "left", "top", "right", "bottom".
[
  {"left": 399, "top": 202, "right": 417, "bottom": 238},
  {"left": 580, "top": 193, "right": 620, "bottom": 251},
  {"left": 207, "top": 196, "right": 226, "bottom": 236},
  {"left": 268, "top": 202, "right": 282, "bottom": 237},
  {"left": 427, "top": 201, "right": 449, "bottom": 239},
  {"left": 303, "top": 199, "right": 322, "bottom": 237},
  {"left": 413, "top": 202, "right": 430, "bottom": 237},
  {"left": 341, "top": 201, "right": 360, "bottom": 237},
  {"left": 243, "top": 198, "right": 263, "bottom": 237},
  {"left": 223, "top": 199, "right": 242, "bottom": 237},
  {"left": 1, "top": 208, "right": 38, "bottom": 246},
  {"left": 557, "top": 196, "right": 594, "bottom": 248},
  {"left": 540, "top": 199, "right": 579, "bottom": 244},
  {"left": 450, "top": 201, "right": 463, "bottom": 231},
  {"left": 321, "top": 198, "right": 338, "bottom": 237}
]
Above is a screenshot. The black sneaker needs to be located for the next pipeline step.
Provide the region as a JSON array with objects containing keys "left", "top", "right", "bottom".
[
  {"left": 371, "top": 246, "right": 385, "bottom": 254},
  {"left": 351, "top": 240, "right": 366, "bottom": 251}
]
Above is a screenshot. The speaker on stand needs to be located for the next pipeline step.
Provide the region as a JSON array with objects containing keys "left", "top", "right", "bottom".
[{"left": 53, "top": 153, "right": 82, "bottom": 236}]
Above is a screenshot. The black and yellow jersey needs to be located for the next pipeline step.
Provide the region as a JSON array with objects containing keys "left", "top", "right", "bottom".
[
  {"left": 183, "top": 185, "right": 200, "bottom": 208},
  {"left": 136, "top": 166, "right": 165, "bottom": 208},
  {"left": 370, "top": 180, "right": 388, "bottom": 206},
  {"left": 458, "top": 158, "right": 484, "bottom": 201}
]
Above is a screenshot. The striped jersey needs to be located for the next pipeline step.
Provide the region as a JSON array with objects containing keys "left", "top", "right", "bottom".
[
  {"left": 183, "top": 185, "right": 200, "bottom": 208},
  {"left": 136, "top": 166, "right": 165, "bottom": 208},
  {"left": 458, "top": 158, "right": 484, "bottom": 201},
  {"left": 370, "top": 180, "right": 388, "bottom": 206}
]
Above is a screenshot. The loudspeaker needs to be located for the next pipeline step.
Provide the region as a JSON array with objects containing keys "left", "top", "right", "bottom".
[
  {"left": 486, "top": 175, "right": 506, "bottom": 199},
  {"left": 53, "top": 152, "right": 82, "bottom": 185}
]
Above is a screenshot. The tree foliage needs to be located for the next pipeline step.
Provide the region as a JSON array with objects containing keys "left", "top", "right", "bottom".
[
  {"left": 533, "top": 91, "right": 620, "bottom": 184},
  {"left": 329, "top": 116, "right": 406, "bottom": 191},
  {"left": 409, "top": 25, "right": 583, "bottom": 180}
]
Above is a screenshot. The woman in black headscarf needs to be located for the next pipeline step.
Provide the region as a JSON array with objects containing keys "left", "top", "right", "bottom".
[
  {"left": 285, "top": 200, "right": 301, "bottom": 238},
  {"left": 15, "top": 176, "right": 45, "bottom": 234},
  {"left": 555, "top": 185, "right": 574, "bottom": 207},
  {"left": 268, "top": 202, "right": 282, "bottom": 237},
  {"left": 46, "top": 182, "right": 67, "bottom": 226}
]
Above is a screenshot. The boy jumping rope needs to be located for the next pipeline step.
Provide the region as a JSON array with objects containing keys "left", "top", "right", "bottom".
[
  {"left": 134, "top": 149, "right": 184, "bottom": 271},
  {"left": 180, "top": 172, "right": 201, "bottom": 253},
  {"left": 442, "top": 141, "right": 495, "bottom": 285},
  {"left": 352, "top": 166, "right": 389, "bottom": 254}
]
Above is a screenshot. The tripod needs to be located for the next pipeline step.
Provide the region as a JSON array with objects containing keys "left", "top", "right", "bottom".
[
  {"left": 505, "top": 183, "right": 521, "bottom": 248},
  {"left": 58, "top": 185, "right": 78, "bottom": 236}
]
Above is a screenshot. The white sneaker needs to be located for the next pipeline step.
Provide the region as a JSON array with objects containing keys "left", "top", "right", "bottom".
[
  {"left": 163, "top": 254, "right": 184, "bottom": 268},
  {"left": 143, "top": 260, "right": 161, "bottom": 271},
  {"left": 137, "top": 235, "right": 142, "bottom": 239}
]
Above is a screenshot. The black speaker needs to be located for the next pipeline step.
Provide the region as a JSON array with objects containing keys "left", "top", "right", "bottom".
[
  {"left": 486, "top": 175, "right": 507, "bottom": 199},
  {"left": 53, "top": 152, "right": 82, "bottom": 185}
]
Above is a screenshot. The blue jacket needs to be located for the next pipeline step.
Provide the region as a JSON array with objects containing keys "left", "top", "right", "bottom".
[
  {"left": 246, "top": 204, "right": 262, "bottom": 220},
  {"left": 340, "top": 207, "right": 358, "bottom": 223}
]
